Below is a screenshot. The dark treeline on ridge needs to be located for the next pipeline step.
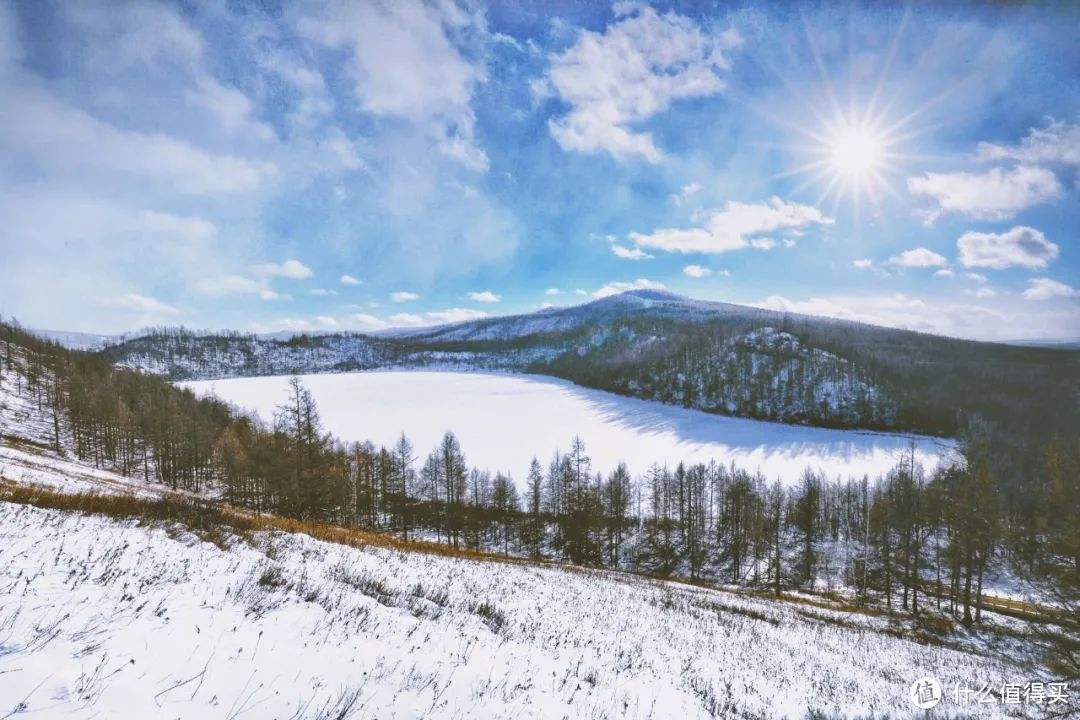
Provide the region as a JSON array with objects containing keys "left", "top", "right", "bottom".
[{"left": 2, "top": 320, "right": 1077, "bottom": 674}]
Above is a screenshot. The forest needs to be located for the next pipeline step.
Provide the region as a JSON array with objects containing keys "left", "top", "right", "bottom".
[{"left": 2, "top": 319, "right": 1077, "bottom": 676}]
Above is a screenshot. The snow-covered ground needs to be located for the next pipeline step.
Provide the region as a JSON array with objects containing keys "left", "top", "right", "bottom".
[
  {"left": 181, "top": 371, "right": 954, "bottom": 486},
  {"left": 0, "top": 500, "right": 1044, "bottom": 720}
]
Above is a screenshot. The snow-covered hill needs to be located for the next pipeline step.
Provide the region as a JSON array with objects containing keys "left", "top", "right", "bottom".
[
  {"left": 0, "top": 496, "right": 1045, "bottom": 720},
  {"left": 102, "top": 327, "right": 560, "bottom": 380}
]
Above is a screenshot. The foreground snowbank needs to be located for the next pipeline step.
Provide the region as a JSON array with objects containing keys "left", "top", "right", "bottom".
[{"left": 0, "top": 500, "right": 1036, "bottom": 719}]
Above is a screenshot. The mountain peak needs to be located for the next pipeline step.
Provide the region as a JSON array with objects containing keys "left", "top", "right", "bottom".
[{"left": 611, "top": 288, "right": 686, "bottom": 302}]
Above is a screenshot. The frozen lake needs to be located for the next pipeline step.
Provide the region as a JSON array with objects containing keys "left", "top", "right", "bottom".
[{"left": 180, "top": 371, "right": 954, "bottom": 485}]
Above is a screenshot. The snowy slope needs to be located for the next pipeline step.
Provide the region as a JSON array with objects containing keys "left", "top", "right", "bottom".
[
  {"left": 181, "top": 371, "right": 952, "bottom": 487},
  {"left": 0, "top": 499, "right": 1042, "bottom": 720},
  {"left": 0, "top": 352, "right": 1057, "bottom": 719},
  {"left": 0, "top": 346, "right": 178, "bottom": 499}
]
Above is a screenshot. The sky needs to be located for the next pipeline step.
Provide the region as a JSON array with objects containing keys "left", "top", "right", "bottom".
[{"left": 0, "top": 0, "right": 1077, "bottom": 341}]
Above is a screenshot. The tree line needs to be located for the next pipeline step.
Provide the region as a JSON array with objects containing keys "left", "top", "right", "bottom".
[{"left": 1, "top": 321, "right": 1076, "bottom": 662}]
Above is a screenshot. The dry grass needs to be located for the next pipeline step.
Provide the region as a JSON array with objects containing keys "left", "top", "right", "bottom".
[{"left": 0, "top": 480, "right": 531, "bottom": 567}]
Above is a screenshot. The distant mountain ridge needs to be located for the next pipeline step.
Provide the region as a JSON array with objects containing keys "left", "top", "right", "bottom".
[{"left": 95, "top": 290, "right": 1079, "bottom": 444}]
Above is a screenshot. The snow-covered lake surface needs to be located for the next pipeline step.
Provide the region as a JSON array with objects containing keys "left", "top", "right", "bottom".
[{"left": 181, "top": 371, "right": 954, "bottom": 485}]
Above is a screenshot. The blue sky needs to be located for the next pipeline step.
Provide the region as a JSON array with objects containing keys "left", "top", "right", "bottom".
[{"left": 0, "top": 1, "right": 1077, "bottom": 340}]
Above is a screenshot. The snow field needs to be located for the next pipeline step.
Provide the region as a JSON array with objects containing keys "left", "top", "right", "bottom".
[
  {"left": 0, "top": 501, "right": 1034, "bottom": 719},
  {"left": 180, "top": 371, "right": 953, "bottom": 489}
]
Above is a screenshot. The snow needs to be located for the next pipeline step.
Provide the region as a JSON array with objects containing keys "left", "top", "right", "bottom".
[
  {"left": 0, "top": 349, "right": 182, "bottom": 500},
  {"left": 180, "top": 371, "right": 953, "bottom": 486},
  {"left": 0, "top": 500, "right": 1042, "bottom": 720},
  {"left": 0, "top": 443, "right": 165, "bottom": 498}
]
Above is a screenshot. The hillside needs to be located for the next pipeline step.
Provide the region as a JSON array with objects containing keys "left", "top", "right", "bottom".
[{"left": 0, "top": 491, "right": 1049, "bottom": 720}]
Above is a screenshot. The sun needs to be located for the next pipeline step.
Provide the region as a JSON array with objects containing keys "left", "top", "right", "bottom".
[
  {"left": 827, "top": 121, "right": 886, "bottom": 180},
  {"left": 755, "top": 13, "right": 936, "bottom": 220},
  {"left": 769, "top": 103, "right": 909, "bottom": 220},
  {"left": 813, "top": 110, "right": 903, "bottom": 212}
]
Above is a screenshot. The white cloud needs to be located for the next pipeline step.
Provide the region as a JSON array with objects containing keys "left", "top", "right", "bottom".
[
  {"left": 670, "top": 182, "right": 703, "bottom": 205},
  {"left": 0, "top": 0, "right": 523, "bottom": 331},
  {"left": 99, "top": 293, "right": 179, "bottom": 316},
  {"left": 391, "top": 291, "right": 420, "bottom": 302},
  {"left": 541, "top": 5, "right": 739, "bottom": 162},
  {"left": 314, "top": 315, "right": 338, "bottom": 326},
  {"left": 349, "top": 313, "right": 389, "bottom": 331},
  {"left": 977, "top": 120, "right": 1080, "bottom": 166},
  {"left": 252, "top": 259, "right": 313, "bottom": 279},
  {"left": 593, "top": 278, "right": 666, "bottom": 299},
  {"left": 758, "top": 294, "right": 925, "bottom": 323},
  {"left": 934, "top": 269, "right": 955, "bottom": 278},
  {"left": 195, "top": 275, "right": 263, "bottom": 296},
  {"left": 1022, "top": 278, "right": 1079, "bottom": 301},
  {"left": 964, "top": 287, "right": 997, "bottom": 298},
  {"left": 907, "top": 165, "right": 1061, "bottom": 222},
  {"left": 195, "top": 275, "right": 288, "bottom": 301},
  {"left": 340, "top": 274, "right": 362, "bottom": 286},
  {"left": 887, "top": 247, "right": 948, "bottom": 268},
  {"left": 749, "top": 238, "right": 777, "bottom": 251},
  {"left": 852, "top": 259, "right": 873, "bottom": 269},
  {"left": 186, "top": 75, "right": 274, "bottom": 141},
  {"left": 310, "top": 288, "right": 337, "bottom": 296},
  {"left": 426, "top": 307, "right": 488, "bottom": 324},
  {"left": 755, "top": 293, "right": 1004, "bottom": 339},
  {"left": 545, "top": 287, "right": 561, "bottom": 296},
  {"left": 132, "top": 210, "right": 217, "bottom": 242},
  {"left": 319, "top": 126, "right": 363, "bottom": 171},
  {"left": 257, "top": 317, "right": 316, "bottom": 332},
  {"left": 468, "top": 290, "right": 501, "bottom": 303},
  {"left": 682, "top": 264, "right": 712, "bottom": 278},
  {"left": 0, "top": 83, "right": 275, "bottom": 196},
  {"left": 573, "top": 289, "right": 589, "bottom": 296},
  {"left": 966, "top": 272, "right": 988, "bottom": 283},
  {"left": 388, "top": 312, "right": 426, "bottom": 326},
  {"left": 384, "top": 307, "right": 488, "bottom": 327},
  {"left": 259, "top": 289, "right": 289, "bottom": 301},
  {"left": 753, "top": 291, "right": 1077, "bottom": 341},
  {"left": 296, "top": 0, "right": 488, "bottom": 171},
  {"left": 630, "top": 197, "right": 832, "bottom": 254},
  {"left": 957, "top": 226, "right": 1059, "bottom": 269},
  {"left": 611, "top": 244, "right": 654, "bottom": 260},
  {"left": 60, "top": 1, "right": 204, "bottom": 71}
]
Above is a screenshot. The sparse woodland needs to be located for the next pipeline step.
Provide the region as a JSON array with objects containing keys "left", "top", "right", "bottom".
[{"left": 2, "top": 319, "right": 1077, "bottom": 677}]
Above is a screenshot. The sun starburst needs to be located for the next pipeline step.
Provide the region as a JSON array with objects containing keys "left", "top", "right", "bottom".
[{"left": 750, "top": 9, "right": 950, "bottom": 223}]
